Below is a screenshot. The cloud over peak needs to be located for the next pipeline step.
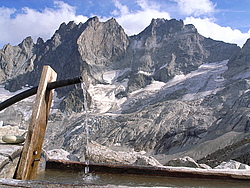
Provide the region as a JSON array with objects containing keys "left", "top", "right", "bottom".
[
  {"left": 0, "top": 1, "right": 88, "bottom": 47},
  {"left": 173, "top": 0, "right": 215, "bottom": 16},
  {"left": 0, "top": 0, "right": 249, "bottom": 48},
  {"left": 109, "top": 0, "right": 170, "bottom": 35}
]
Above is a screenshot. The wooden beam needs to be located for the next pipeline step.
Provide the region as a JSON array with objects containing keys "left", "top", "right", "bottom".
[{"left": 15, "top": 66, "right": 57, "bottom": 180}]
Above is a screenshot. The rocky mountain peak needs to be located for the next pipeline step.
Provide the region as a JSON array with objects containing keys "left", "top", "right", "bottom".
[
  {"left": 76, "top": 17, "right": 129, "bottom": 83},
  {"left": 36, "top": 37, "right": 44, "bottom": 45},
  {"left": 151, "top": 18, "right": 185, "bottom": 33},
  {"left": 224, "top": 38, "right": 250, "bottom": 79},
  {"left": 85, "top": 16, "right": 100, "bottom": 26},
  {"left": 18, "top": 36, "right": 34, "bottom": 49},
  {"left": 0, "top": 36, "right": 35, "bottom": 87},
  {"left": 127, "top": 18, "right": 238, "bottom": 87},
  {"left": 0, "top": 16, "right": 241, "bottom": 101},
  {"left": 136, "top": 18, "right": 196, "bottom": 40},
  {"left": 242, "top": 38, "right": 250, "bottom": 48}
]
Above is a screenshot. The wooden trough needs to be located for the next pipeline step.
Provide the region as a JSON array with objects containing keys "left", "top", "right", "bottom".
[{"left": 46, "top": 159, "right": 250, "bottom": 181}]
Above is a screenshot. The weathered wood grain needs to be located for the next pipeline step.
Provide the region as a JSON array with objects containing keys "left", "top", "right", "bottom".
[{"left": 15, "top": 66, "right": 57, "bottom": 180}]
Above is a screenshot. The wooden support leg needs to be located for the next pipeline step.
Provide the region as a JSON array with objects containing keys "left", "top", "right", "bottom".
[{"left": 15, "top": 66, "right": 57, "bottom": 180}]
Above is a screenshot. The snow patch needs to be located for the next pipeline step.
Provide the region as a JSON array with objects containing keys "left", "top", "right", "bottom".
[
  {"left": 0, "top": 60, "right": 230, "bottom": 116},
  {"left": 130, "top": 81, "right": 165, "bottom": 97},
  {"left": 0, "top": 85, "right": 32, "bottom": 102},
  {"left": 49, "top": 60, "right": 235, "bottom": 116},
  {"left": 103, "top": 70, "right": 118, "bottom": 84},
  {"left": 138, "top": 70, "right": 154, "bottom": 76},
  {"left": 103, "top": 68, "right": 131, "bottom": 84},
  {"left": 160, "top": 62, "right": 169, "bottom": 69},
  {"left": 120, "top": 60, "right": 229, "bottom": 112},
  {"left": 88, "top": 83, "right": 127, "bottom": 114}
]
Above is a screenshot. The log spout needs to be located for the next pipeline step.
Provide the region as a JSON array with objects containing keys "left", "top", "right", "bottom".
[{"left": 0, "top": 76, "right": 83, "bottom": 111}]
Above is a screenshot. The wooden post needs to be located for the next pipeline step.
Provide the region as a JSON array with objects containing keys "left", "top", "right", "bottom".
[{"left": 15, "top": 66, "right": 57, "bottom": 180}]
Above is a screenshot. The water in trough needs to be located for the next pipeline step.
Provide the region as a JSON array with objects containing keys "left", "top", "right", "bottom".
[{"left": 36, "top": 169, "right": 250, "bottom": 187}]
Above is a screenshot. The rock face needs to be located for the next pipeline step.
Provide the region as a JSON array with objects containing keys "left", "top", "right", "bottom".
[
  {"left": 1, "top": 17, "right": 249, "bottom": 167},
  {"left": 86, "top": 141, "right": 162, "bottom": 166},
  {"left": 165, "top": 156, "right": 211, "bottom": 169},
  {"left": 214, "top": 160, "right": 250, "bottom": 170},
  {"left": 0, "top": 144, "right": 23, "bottom": 179},
  {"left": 0, "top": 37, "right": 35, "bottom": 88},
  {"left": 46, "top": 149, "right": 79, "bottom": 162},
  {"left": 224, "top": 38, "right": 250, "bottom": 80},
  {"left": 165, "top": 156, "right": 201, "bottom": 168}
]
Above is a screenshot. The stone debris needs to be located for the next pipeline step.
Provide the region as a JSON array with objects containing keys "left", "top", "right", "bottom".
[
  {"left": 133, "top": 155, "right": 163, "bottom": 166},
  {"left": 165, "top": 156, "right": 212, "bottom": 169},
  {"left": 198, "top": 163, "right": 212, "bottom": 169},
  {"left": 87, "top": 141, "right": 162, "bottom": 166},
  {"left": 0, "top": 125, "right": 26, "bottom": 142},
  {"left": 0, "top": 123, "right": 26, "bottom": 178},
  {"left": 214, "top": 160, "right": 250, "bottom": 170},
  {"left": 0, "top": 145, "right": 23, "bottom": 179},
  {"left": 46, "top": 149, "right": 79, "bottom": 162},
  {"left": 165, "top": 156, "right": 202, "bottom": 168}
]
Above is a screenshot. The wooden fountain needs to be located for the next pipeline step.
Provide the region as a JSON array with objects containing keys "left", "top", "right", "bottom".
[{"left": 0, "top": 65, "right": 83, "bottom": 180}]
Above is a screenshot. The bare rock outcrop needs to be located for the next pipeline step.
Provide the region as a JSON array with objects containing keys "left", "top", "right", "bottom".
[
  {"left": 46, "top": 149, "right": 79, "bottom": 162},
  {"left": 87, "top": 141, "right": 162, "bottom": 166},
  {"left": 165, "top": 156, "right": 211, "bottom": 169},
  {"left": 214, "top": 160, "right": 250, "bottom": 170}
]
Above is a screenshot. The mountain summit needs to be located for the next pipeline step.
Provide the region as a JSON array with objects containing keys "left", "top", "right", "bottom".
[{"left": 0, "top": 17, "right": 249, "bottom": 166}]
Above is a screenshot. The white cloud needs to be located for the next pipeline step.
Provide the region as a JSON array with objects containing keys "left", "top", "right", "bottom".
[
  {"left": 0, "top": 1, "right": 88, "bottom": 47},
  {"left": 184, "top": 17, "right": 250, "bottom": 47},
  {"left": 105, "top": 0, "right": 171, "bottom": 36},
  {"left": 0, "top": 7, "right": 16, "bottom": 18},
  {"left": 172, "top": 0, "right": 250, "bottom": 47},
  {"left": 109, "top": 0, "right": 250, "bottom": 47},
  {"left": 0, "top": 0, "right": 249, "bottom": 49},
  {"left": 173, "top": 0, "right": 215, "bottom": 16}
]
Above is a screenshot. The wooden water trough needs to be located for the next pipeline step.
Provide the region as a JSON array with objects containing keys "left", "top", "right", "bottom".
[{"left": 46, "top": 159, "right": 250, "bottom": 181}]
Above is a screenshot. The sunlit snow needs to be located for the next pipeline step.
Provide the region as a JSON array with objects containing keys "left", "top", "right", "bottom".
[
  {"left": 0, "top": 60, "right": 230, "bottom": 116},
  {"left": 87, "top": 60, "right": 229, "bottom": 114}
]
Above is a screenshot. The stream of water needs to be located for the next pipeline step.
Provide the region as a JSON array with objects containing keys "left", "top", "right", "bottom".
[{"left": 81, "top": 82, "right": 90, "bottom": 175}]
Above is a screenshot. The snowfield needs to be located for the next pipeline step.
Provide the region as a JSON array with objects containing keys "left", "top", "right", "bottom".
[
  {"left": 85, "top": 60, "right": 229, "bottom": 114},
  {"left": 0, "top": 60, "right": 229, "bottom": 116}
]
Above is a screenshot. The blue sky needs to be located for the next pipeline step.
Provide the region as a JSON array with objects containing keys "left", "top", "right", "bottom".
[{"left": 0, "top": 0, "right": 250, "bottom": 48}]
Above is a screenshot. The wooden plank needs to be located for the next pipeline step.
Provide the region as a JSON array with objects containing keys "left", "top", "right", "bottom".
[{"left": 15, "top": 66, "right": 57, "bottom": 180}]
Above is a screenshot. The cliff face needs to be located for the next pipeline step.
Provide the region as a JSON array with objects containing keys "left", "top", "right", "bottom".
[
  {"left": 1, "top": 17, "right": 249, "bottom": 165},
  {"left": 0, "top": 37, "right": 35, "bottom": 90},
  {"left": 0, "top": 17, "right": 239, "bottom": 96}
]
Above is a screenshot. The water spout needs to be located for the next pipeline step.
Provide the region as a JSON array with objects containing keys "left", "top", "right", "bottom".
[
  {"left": 0, "top": 76, "right": 83, "bottom": 111},
  {"left": 81, "top": 82, "right": 90, "bottom": 174}
]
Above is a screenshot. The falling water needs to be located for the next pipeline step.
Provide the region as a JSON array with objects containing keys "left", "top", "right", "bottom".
[
  {"left": 81, "top": 82, "right": 90, "bottom": 174},
  {"left": 80, "top": 82, "right": 100, "bottom": 182}
]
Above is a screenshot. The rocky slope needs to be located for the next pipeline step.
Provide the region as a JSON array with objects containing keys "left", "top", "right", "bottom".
[{"left": 0, "top": 17, "right": 249, "bottom": 166}]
